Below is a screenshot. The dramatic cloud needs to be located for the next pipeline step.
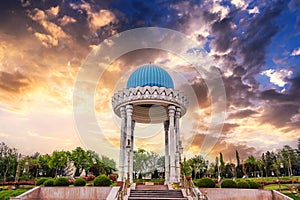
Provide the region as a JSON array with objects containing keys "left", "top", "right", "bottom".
[
  {"left": 291, "top": 47, "right": 300, "bottom": 56},
  {"left": 0, "top": 0, "right": 299, "bottom": 162},
  {"left": 261, "top": 69, "right": 293, "bottom": 87},
  {"left": 59, "top": 15, "right": 77, "bottom": 26}
]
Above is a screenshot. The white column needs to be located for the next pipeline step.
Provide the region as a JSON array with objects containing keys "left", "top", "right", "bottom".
[
  {"left": 164, "top": 120, "right": 170, "bottom": 183},
  {"left": 175, "top": 107, "right": 181, "bottom": 183},
  {"left": 125, "top": 104, "right": 133, "bottom": 182},
  {"left": 118, "top": 106, "right": 126, "bottom": 181},
  {"left": 130, "top": 120, "right": 135, "bottom": 181},
  {"left": 168, "top": 105, "right": 176, "bottom": 182}
]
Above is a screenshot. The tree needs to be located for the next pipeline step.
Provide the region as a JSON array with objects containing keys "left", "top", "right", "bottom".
[
  {"left": 70, "top": 147, "right": 89, "bottom": 177},
  {"left": 48, "top": 150, "right": 70, "bottom": 177},
  {"left": 98, "top": 155, "right": 117, "bottom": 175},
  {"left": 0, "top": 142, "right": 18, "bottom": 181},
  {"left": 279, "top": 145, "right": 297, "bottom": 176},
  {"left": 187, "top": 155, "right": 207, "bottom": 179},
  {"left": 236, "top": 150, "right": 240, "bottom": 166},
  {"left": 133, "top": 149, "right": 164, "bottom": 178},
  {"left": 219, "top": 152, "right": 225, "bottom": 178},
  {"left": 38, "top": 154, "right": 54, "bottom": 177},
  {"left": 224, "top": 163, "right": 235, "bottom": 178}
]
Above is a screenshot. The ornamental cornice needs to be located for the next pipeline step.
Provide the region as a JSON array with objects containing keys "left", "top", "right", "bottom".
[{"left": 112, "top": 86, "right": 188, "bottom": 110}]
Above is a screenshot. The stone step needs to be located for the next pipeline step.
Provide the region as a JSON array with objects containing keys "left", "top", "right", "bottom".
[
  {"left": 128, "top": 198, "right": 187, "bottom": 200},
  {"left": 135, "top": 185, "right": 168, "bottom": 190},
  {"left": 128, "top": 190, "right": 187, "bottom": 200}
]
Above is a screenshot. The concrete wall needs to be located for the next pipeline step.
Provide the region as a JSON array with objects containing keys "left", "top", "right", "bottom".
[
  {"left": 11, "top": 187, "right": 112, "bottom": 200},
  {"left": 199, "top": 188, "right": 293, "bottom": 200}
]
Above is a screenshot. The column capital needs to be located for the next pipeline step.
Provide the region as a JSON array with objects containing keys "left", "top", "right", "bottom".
[
  {"left": 168, "top": 105, "right": 176, "bottom": 117},
  {"left": 175, "top": 107, "right": 181, "bottom": 118},
  {"left": 120, "top": 106, "right": 126, "bottom": 118},
  {"left": 126, "top": 104, "right": 133, "bottom": 115}
]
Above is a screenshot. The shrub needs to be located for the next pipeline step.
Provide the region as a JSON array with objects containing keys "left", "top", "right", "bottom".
[
  {"left": 44, "top": 179, "right": 54, "bottom": 187},
  {"left": 221, "top": 180, "right": 237, "bottom": 188},
  {"left": 108, "top": 174, "right": 117, "bottom": 182},
  {"left": 74, "top": 178, "right": 86, "bottom": 186},
  {"left": 54, "top": 177, "right": 70, "bottom": 186},
  {"left": 19, "top": 172, "right": 32, "bottom": 181},
  {"left": 36, "top": 178, "right": 48, "bottom": 186},
  {"left": 83, "top": 174, "right": 96, "bottom": 182},
  {"left": 196, "top": 178, "right": 216, "bottom": 188},
  {"left": 247, "top": 181, "right": 262, "bottom": 189},
  {"left": 93, "top": 175, "right": 111, "bottom": 186},
  {"left": 237, "top": 181, "right": 250, "bottom": 188}
]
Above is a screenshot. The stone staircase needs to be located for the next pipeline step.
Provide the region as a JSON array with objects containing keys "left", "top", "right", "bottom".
[{"left": 128, "top": 185, "right": 187, "bottom": 200}]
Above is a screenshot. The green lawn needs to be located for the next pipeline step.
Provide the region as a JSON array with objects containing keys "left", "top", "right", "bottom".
[
  {"left": 263, "top": 183, "right": 294, "bottom": 190},
  {"left": 0, "top": 189, "right": 29, "bottom": 200},
  {"left": 236, "top": 176, "right": 300, "bottom": 182},
  {"left": 263, "top": 183, "right": 300, "bottom": 200},
  {"left": 282, "top": 193, "right": 300, "bottom": 200}
]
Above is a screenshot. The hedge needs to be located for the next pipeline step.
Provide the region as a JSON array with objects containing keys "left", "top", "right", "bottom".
[
  {"left": 221, "top": 180, "right": 237, "bottom": 188},
  {"left": 36, "top": 178, "right": 48, "bottom": 186},
  {"left": 237, "top": 181, "right": 250, "bottom": 188},
  {"left": 247, "top": 181, "right": 262, "bottom": 189},
  {"left": 43, "top": 179, "right": 54, "bottom": 187},
  {"left": 74, "top": 178, "right": 86, "bottom": 186},
  {"left": 54, "top": 177, "right": 70, "bottom": 186},
  {"left": 93, "top": 175, "right": 111, "bottom": 186},
  {"left": 196, "top": 178, "right": 216, "bottom": 188}
]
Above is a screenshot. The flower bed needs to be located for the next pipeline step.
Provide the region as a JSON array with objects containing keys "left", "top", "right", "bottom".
[{"left": 0, "top": 181, "right": 35, "bottom": 186}]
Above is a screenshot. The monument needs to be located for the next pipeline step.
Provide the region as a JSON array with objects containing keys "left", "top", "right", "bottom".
[{"left": 112, "top": 64, "right": 188, "bottom": 183}]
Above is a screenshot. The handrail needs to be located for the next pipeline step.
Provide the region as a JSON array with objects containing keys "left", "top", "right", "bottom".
[
  {"left": 183, "top": 176, "right": 208, "bottom": 200},
  {"left": 116, "top": 178, "right": 129, "bottom": 200}
]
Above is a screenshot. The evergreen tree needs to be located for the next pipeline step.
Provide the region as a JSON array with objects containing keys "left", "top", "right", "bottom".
[
  {"left": 236, "top": 150, "right": 240, "bottom": 166},
  {"left": 219, "top": 153, "right": 225, "bottom": 178}
]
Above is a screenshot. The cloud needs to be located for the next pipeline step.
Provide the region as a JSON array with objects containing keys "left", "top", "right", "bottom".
[
  {"left": 0, "top": 132, "right": 9, "bottom": 138},
  {"left": 46, "top": 6, "right": 60, "bottom": 17},
  {"left": 34, "top": 32, "right": 58, "bottom": 48},
  {"left": 291, "top": 47, "right": 300, "bottom": 56},
  {"left": 248, "top": 6, "right": 260, "bottom": 14},
  {"left": 0, "top": 0, "right": 298, "bottom": 159},
  {"left": 261, "top": 69, "right": 293, "bottom": 87},
  {"left": 210, "top": 2, "right": 230, "bottom": 20},
  {"left": 231, "top": 0, "right": 248, "bottom": 10},
  {"left": 59, "top": 15, "right": 77, "bottom": 26},
  {"left": 229, "top": 109, "right": 258, "bottom": 119},
  {"left": 20, "top": 0, "right": 30, "bottom": 7},
  {"left": 28, "top": 8, "right": 71, "bottom": 46},
  {"left": 70, "top": 2, "right": 116, "bottom": 33},
  {"left": 0, "top": 71, "right": 31, "bottom": 93},
  {"left": 28, "top": 8, "right": 47, "bottom": 21}
]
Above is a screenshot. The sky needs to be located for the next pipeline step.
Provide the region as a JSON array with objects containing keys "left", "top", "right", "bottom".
[{"left": 0, "top": 0, "right": 299, "bottom": 163}]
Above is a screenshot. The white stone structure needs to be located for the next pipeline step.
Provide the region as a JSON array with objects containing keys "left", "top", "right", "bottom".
[{"left": 112, "top": 64, "right": 188, "bottom": 183}]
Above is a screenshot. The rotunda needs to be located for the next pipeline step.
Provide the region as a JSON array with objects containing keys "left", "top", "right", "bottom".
[{"left": 112, "top": 64, "right": 188, "bottom": 183}]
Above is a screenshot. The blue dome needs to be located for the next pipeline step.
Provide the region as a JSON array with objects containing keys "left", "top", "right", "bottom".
[{"left": 127, "top": 64, "right": 174, "bottom": 89}]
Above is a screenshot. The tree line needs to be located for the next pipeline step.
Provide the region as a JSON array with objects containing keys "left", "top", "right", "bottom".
[
  {"left": 0, "top": 143, "right": 116, "bottom": 182},
  {"left": 184, "top": 138, "right": 300, "bottom": 180},
  {"left": 1, "top": 138, "right": 299, "bottom": 182},
  {"left": 133, "top": 138, "right": 300, "bottom": 180}
]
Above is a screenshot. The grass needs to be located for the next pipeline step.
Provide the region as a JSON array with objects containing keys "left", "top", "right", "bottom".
[
  {"left": 235, "top": 176, "right": 300, "bottom": 182},
  {"left": 282, "top": 192, "right": 300, "bottom": 200},
  {"left": 0, "top": 189, "right": 29, "bottom": 200},
  {"left": 263, "top": 184, "right": 293, "bottom": 190},
  {"left": 263, "top": 183, "right": 300, "bottom": 200}
]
